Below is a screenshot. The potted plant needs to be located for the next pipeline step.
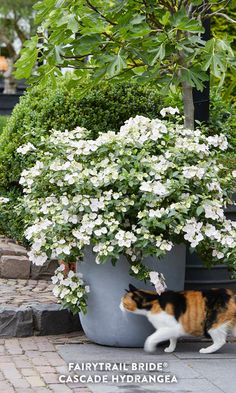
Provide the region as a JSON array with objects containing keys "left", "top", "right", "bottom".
[{"left": 16, "top": 108, "right": 236, "bottom": 346}]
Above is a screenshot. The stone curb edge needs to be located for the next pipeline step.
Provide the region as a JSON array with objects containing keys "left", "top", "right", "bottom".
[{"left": 0, "top": 303, "right": 81, "bottom": 338}]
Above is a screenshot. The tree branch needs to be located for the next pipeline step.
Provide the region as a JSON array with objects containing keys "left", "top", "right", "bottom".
[
  {"left": 143, "top": 0, "right": 163, "bottom": 29},
  {"left": 208, "top": 12, "right": 236, "bottom": 24},
  {"left": 14, "top": 21, "right": 28, "bottom": 43},
  {"left": 158, "top": 0, "right": 175, "bottom": 13},
  {"left": 0, "top": 32, "right": 17, "bottom": 59},
  {"left": 85, "top": 0, "right": 117, "bottom": 26}
]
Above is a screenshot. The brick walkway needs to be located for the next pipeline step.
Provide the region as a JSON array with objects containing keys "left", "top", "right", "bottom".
[
  {"left": 0, "top": 333, "right": 91, "bottom": 393},
  {"left": 0, "top": 278, "right": 55, "bottom": 307}
]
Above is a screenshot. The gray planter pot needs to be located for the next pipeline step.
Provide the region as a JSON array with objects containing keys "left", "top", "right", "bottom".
[{"left": 77, "top": 244, "right": 186, "bottom": 347}]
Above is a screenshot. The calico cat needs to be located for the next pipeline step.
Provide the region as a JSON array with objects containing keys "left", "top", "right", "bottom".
[{"left": 120, "top": 284, "right": 236, "bottom": 354}]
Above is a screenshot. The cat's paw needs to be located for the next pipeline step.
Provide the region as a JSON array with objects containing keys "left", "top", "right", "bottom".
[
  {"left": 164, "top": 347, "right": 175, "bottom": 353},
  {"left": 199, "top": 348, "right": 210, "bottom": 354},
  {"left": 144, "top": 338, "right": 156, "bottom": 353}
]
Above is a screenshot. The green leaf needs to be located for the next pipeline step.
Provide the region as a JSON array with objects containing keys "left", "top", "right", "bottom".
[
  {"left": 14, "top": 36, "right": 39, "bottom": 79},
  {"left": 196, "top": 206, "right": 204, "bottom": 216},
  {"left": 191, "top": 0, "right": 204, "bottom": 5},
  {"left": 181, "top": 67, "right": 209, "bottom": 91},
  {"left": 202, "top": 38, "right": 233, "bottom": 78},
  {"left": 173, "top": 11, "right": 204, "bottom": 33},
  {"left": 75, "top": 35, "right": 102, "bottom": 56},
  {"left": 161, "top": 11, "right": 171, "bottom": 26},
  {"left": 150, "top": 44, "right": 166, "bottom": 65},
  {"left": 130, "top": 15, "right": 146, "bottom": 25},
  {"left": 34, "top": 0, "right": 55, "bottom": 24},
  {"left": 106, "top": 53, "right": 126, "bottom": 77},
  {"left": 67, "top": 14, "right": 79, "bottom": 33}
]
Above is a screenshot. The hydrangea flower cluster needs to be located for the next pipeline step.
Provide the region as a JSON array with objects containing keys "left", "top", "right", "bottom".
[
  {"left": 149, "top": 271, "right": 167, "bottom": 295},
  {"left": 51, "top": 264, "right": 89, "bottom": 314},
  {"left": 0, "top": 197, "right": 9, "bottom": 204},
  {"left": 18, "top": 109, "right": 236, "bottom": 284}
]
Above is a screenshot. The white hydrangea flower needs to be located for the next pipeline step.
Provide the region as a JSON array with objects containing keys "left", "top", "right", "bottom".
[
  {"left": 149, "top": 271, "right": 167, "bottom": 295},
  {"left": 131, "top": 265, "right": 139, "bottom": 274},
  {"left": 182, "top": 218, "right": 204, "bottom": 248},
  {"left": 212, "top": 250, "right": 224, "bottom": 259},
  {"left": 17, "top": 142, "right": 36, "bottom": 155},
  {"left": 0, "top": 197, "right": 9, "bottom": 204},
  {"left": 207, "top": 134, "right": 228, "bottom": 151},
  {"left": 160, "top": 107, "right": 179, "bottom": 117},
  {"left": 203, "top": 201, "right": 224, "bottom": 221},
  {"left": 204, "top": 224, "right": 221, "bottom": 240},
  {"left": 183, "top": 166, "right": 205, "bottom": 179}
]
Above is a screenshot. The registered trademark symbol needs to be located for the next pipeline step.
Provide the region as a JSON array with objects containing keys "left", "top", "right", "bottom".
[{"left": 163, "top": 362, "right": 168, "bottom": 368}]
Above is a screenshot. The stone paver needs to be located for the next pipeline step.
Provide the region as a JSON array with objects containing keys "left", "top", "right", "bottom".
[
  {"left": 1, "top": 332, "right": 235, "bottom": 392},
  {"left": 0, "top": 333, "right": 92, "bottom": 393},
  {"left": 0, "top": 278, "right": 55, "bottom": 307},
  {"left": 0, "top": 236, "right": 58, "bottom": 280},
  {"left": 57, "top": 335, "right": 236, "bottom": 393}
]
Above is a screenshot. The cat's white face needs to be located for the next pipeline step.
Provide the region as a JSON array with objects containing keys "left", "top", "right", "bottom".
[
  {"left": 120, "top": 284, "right": 158, "bottom": 315},
  {"left": 120, "top": 296, "right": 148, "bottom": 315}
]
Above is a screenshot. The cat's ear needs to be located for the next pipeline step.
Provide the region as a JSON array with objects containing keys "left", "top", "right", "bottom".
[{"left": 129, "top": 284, "right": 137, "bottom": 292}]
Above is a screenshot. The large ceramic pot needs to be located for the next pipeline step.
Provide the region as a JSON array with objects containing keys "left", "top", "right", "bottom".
[{"left": 77, "top": 244, "right": 186, "bottom": 347}]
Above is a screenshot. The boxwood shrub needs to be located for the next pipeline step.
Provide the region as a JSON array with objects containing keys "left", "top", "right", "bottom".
[{"left": 0, "top": 115, "right": 8, "bottom": 135}]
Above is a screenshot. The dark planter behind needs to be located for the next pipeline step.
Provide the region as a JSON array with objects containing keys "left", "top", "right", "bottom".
[
  {"left": 0, "top": 94, "right": 23, "bottom": 115},
  {"left": 185, "top": 203, "right": 236, "bottom": 291}
]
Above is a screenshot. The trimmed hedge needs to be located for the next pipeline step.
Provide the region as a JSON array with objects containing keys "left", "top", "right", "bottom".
[{"left": 0, "top": 115, "right": 8, "bottom": 135}]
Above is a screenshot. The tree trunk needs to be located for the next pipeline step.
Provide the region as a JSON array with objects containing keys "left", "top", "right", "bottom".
[
  {"left": 3, "top": 59, "right": 17, "bottom": 94},
  {"left": 182, "top": 80, "right": 194, "bottom": 130}
]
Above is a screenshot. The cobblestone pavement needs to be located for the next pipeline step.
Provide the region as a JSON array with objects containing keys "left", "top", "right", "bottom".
[
  {"left": 0, "top": 278, "right": 55, "bottom": 307},
  {"left": 0, "top": 333, "right": 92, "bottom": 393}
]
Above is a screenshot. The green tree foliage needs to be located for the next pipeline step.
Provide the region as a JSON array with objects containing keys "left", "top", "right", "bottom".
[
  {"left": 0, "top": 0, "right": 36, "bottom": 92},
  {"left": 211, "top": 2, "right": 236, "bottom": 101},
  {"left": 15, "top": 0, "right": 235, "bottom": 129}
]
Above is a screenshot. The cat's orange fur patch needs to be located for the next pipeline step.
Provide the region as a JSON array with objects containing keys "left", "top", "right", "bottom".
[
  {"left": 212, "top": 290, "right": 236, "bottom": 329},
  {"left": 150, "top": 301, "right": 161, "bottom": 313},
  {"left": 179, "top": 291, "right": 206, "bottom": 336},
  {"left": 164, "top": 303, "right": 174, "bottom": 315},
  {"left": 122, "top": 295, "right": 137, "bottom": 312}
]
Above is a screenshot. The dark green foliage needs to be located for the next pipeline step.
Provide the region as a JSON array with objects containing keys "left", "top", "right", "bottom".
[
  {"left": 0, "top": 190, "right": 27, "bottom": 245},
  {"left": 209, "top": 91, "right": 236, "bottom": 174},
  {"left": 211, "top": 4, "right": 236, "bottom": 102},
  {"left": 0, "top": 115, "right": 8, "bottom": 135},
  {"left": 209, "top": 90, "right": 236, "bottom": 150}
]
